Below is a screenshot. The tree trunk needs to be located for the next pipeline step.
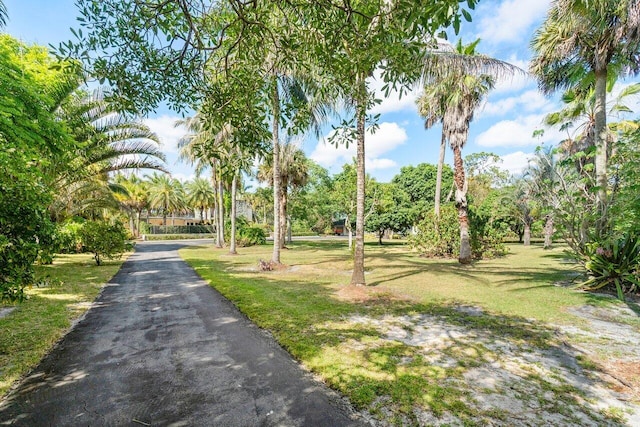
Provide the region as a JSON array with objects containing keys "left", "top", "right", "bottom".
[
  {"left": 434, "top": 132, "right": 446, "bottom": 218},
  {"left": 593, "top": 67, "right": 608, "bottom": 235},
  {"left": 136, "top": 211, "right": 141, "bottom": 238},
  {"left": 217, "top": 180, "right": 225, "bottom": 246},
  {"left": 523, "top": 222, "right": 531, "bottom": 246},
  {"left": 279, "top": 186, "right": 287, "bottom": 249},
  {"left": 453, "top": 145, "right": 472, "bottom": 264},
  {"left": 229, "top": 173, "right": 238, "bottom": 255},
  {"left": 543, "top": 215, "right": 554, "bottom": 249},
  {"left": 212, "top": 165, "right": 223, "bottom": 248},
  {"left": 271, "top": 77, "right": 282, "bottom": 264},
  {"left": 129, "top": 214, "right": 135, "bottom": 237},
  {"left": 351, "top": 80, "right": 367, "bottom": 286}
]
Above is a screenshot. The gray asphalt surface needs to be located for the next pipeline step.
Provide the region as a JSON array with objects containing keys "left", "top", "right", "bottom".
[{"left": 0, "top": 241, "right": 366, "bottom": 426}]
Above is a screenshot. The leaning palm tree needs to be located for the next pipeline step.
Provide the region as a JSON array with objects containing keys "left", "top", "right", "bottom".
[
  {"left": 530, "top": 0, "right": 640, "bottom": 230},
  {"left": 545, "top": 82, "right": 640, "bottom": 159}
]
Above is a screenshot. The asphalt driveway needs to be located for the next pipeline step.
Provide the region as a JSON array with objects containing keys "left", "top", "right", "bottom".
[{"left": 0, "top": 241, "right": 365, "bottom": 426}]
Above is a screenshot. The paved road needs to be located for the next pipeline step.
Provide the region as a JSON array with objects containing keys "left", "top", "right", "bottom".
[{"left": 0, "top": 241, "right": 365, "bottom": 426}]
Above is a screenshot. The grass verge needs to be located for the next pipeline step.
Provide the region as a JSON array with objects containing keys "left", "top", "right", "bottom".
[
  {"left": 181, "top": 241, "right": 632, "bottom": 425},
  {"left": 0, "top": 254, "right": 125, "bottom": 397}
]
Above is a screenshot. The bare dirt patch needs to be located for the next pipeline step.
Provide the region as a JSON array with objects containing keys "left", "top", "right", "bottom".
[{"left": 332, "top": 309, "right": 640, "bottom": 426}]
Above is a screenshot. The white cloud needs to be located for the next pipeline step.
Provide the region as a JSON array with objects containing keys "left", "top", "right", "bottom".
[
  {"left": 368, "top": 158, "right": 397, "bottom": 170},
  {"left": 172, "top": 172, "right": 196, "bottom": 183},
  {"left": 475, "top": 114, "right": 564, "bottom": 148},
  {"left": 499, "top": 151, "right": 534, "bottom": 175},
  {"left": 143, "top": 115, "right": 187, "bottom": 153},
  {"left": 477, "top": 0, "right": 550, "bottom": 45},
  {"left": 310, "top": 122, "right": 407, "bottom": 171},
  {"left": 481, "top": 89, "right": 553, "bottom": 118}
]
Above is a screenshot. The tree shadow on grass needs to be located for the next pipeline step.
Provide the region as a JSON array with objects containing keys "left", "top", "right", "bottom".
[{"left": 181, "top": 245, "right": 634, "bottom": 426}]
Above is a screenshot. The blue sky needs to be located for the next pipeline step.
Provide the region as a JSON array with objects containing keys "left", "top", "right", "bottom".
[{"left": 2, "top": 0, "right": 619, "bottom": 184}]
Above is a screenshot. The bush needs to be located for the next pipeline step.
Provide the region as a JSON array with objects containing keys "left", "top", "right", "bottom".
[
  {"left": 579, "top": 235, "right": 640, "bottom": 300},
  {"left": 409, "top": 203, "right": 508, "bottom": 260},
  {"left": 56, "top": 220, "right": 85, "bottom": 254},
  {"left": 238, "top": 226, "right": 267, "bottom": 246},
  {"left": 0, "top": 181, "right": 54, "bottom": 302},
  {"left": 80, "top": 220, "right": 132, "bottom": 265},
  {"left": 408, "top": 205, "right": 459, "bottom": 257},
  {"left": 469, "top": 206, "right": 509, "bottom": 259},
  {"left": 225, "top": 217, "right": 267, "bottom": 247}
]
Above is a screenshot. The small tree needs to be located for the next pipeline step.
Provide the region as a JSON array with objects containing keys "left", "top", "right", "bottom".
[{"left": 80, "top": 221, "right": 131, "bottom": 266}]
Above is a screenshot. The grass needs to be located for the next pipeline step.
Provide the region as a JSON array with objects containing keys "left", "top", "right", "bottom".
[
  {"left": 180, "top": 240, "right": 631, "bottom": 425},
  {"left": 0, "top": 254, "right": 125, "bottom": 397}
]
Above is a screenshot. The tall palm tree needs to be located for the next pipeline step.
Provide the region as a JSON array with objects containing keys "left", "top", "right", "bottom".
[
  {"left": 417, "top": 77, "right": 449, "bottom": 219},
  {"left": 419, "top": 40, "right": 498, "bottom": 264},
  {"left": 257, "top": 142, "right": 309, "bottom": 248},
  {"left": 444, "top": 73, "right": 495, "bottom": 263},
  {"left": 146, "top": 173, "right": 186, "bottom": 226},
  {"left": 530, "top": 0, "right": 640, "bottom": 229},
  {"left": 177, "top": 114, "right": 228, "bottom": 248},
  {"left": 417, "top": 39, "right": 519, "bottom": 220}
]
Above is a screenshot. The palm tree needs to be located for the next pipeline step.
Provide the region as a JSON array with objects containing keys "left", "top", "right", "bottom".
[
  {"left": 266, "top": 75, "right": 331, "bottom": 262},
  {"left": 419, "top": 40, "right": 498, "bottom": 264},
  {"left": 113, "top": 173, "right": 149, "bottom": 237},
  {"left": 0, "top": 1, "right": 7, "bottom": 28},
  {"left": 525, "top": 146, "right": 559, "bottom": 249},
  {"left": 257, "top": 142, "right": 309, "bottom": 248},
  {"left": 545, "top": 82, "right": 640, "bottom": 159},
  {"left": 146, "top": 173, "right": 186, "bottom": 226},
  {"left": 186, "top": 177, "right": 216, "bottom": 222},
  {"left": 177, "top": 114, "right": 228, "bottom": 248},
  {"left": 49, "top": 88, "right": 165, "bottom": 220},
  {"left": 417, "top": 78, "right": 449, "bottom": 219},
  {"left": 530, "top": 0, "right": 640, "bottom": 229},
  {"left": 417, "top": 39, "right": 519, "bottom": 220}
]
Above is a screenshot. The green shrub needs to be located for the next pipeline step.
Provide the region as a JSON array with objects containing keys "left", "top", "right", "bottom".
[
  {"left": 56, "top": 220, "right": 85, "bottom": 254},
  {"left": 579, "top": 235, "right": 640, "bottom": 301},
  {"left": 409, "top": 203, "right": 508, "bottom": 260},
  {"left": 225, "top": 217, "right": 267, "bottom": 247},
  {"left": 80, "top": 220, "right": 132, "bottom": 265},
  {"left": 238, "top": 226, "right": 267, "bottom": 246},
  {"left": 469, "top": 206, "right": 509, "bottom": 259},
  {"left": 408, "top": 204, "right": 459, "bottom": 257}
]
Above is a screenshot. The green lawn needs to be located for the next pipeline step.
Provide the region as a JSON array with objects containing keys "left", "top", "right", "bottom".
[
  {"left": 0, "top": 254, "right": 125, "bottom": 397},
  {"left": 181, "top": 240, "right": 634, "bottom": 425}
]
